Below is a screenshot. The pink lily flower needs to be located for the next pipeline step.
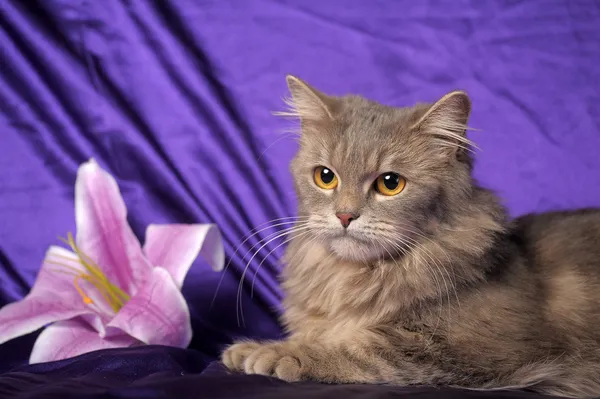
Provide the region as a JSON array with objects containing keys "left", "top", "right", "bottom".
[{"left": 0, "top": 159, "right": 224, "bottom": 364}]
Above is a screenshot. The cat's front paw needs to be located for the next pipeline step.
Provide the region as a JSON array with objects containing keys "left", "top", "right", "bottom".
[
  {"left": 221, "top": 341, "right": 305, "bottom": 381},
  {"left": 221, "top": 341, "right": 262, "bottom": 372}
]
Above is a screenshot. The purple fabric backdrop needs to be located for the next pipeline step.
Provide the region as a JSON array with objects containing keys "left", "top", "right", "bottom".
[{"left": 0, "top": 0, "right": 599, "bottom": 397}]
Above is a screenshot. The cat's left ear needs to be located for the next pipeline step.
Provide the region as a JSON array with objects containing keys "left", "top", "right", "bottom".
[
  {"left": 411, "top": 90, "right": 473, "bottom": 155},
  {"left": 280, "top": 75, "right": 336, "bottom": 122}
]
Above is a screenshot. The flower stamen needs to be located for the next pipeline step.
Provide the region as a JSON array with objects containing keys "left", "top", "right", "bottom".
[
  {"left": 50, "top": 232, "right": 131, "bottom": 313},
  {"left": 73, "top": 275, "right": 94, "bottom": 305}
]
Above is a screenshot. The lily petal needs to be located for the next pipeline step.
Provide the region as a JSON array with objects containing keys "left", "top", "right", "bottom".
[
  {"left": 107, "top": 267, "right": 192, "bottom": 348},
  {"left": 29, "top": 318, "right": 137, "bottom": 364},
  {"left": 0, "top": 246, "right": 103, "bottom": 346},
  {"left": 143, "top": 224, "right": 225, "bottom": 287},
  {"left": 75, "top": 159, "right": 152, "bottom": 295}
]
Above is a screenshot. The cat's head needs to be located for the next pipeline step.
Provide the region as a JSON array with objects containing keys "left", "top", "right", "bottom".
[{"left": 283, "top": 76, "right": 476, "bottom": 263}]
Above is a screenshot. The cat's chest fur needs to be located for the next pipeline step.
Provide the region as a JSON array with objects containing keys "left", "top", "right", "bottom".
[
  {"left": 280, "top": 238, "right": 439, "bottom": 336},
  {"left": 278, "top": 235, "right": 554, "bottom": 367}
]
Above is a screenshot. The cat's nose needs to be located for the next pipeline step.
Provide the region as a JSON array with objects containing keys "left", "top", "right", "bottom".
[{"left": 336, "top": 212, "right": 359, "bottom": 228}]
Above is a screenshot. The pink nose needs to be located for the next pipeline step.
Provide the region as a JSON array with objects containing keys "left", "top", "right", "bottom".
[{"left": 336, "top": 213, "right": 359, "bottom": 228}]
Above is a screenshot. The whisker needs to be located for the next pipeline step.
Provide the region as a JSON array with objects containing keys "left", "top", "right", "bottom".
[
  {"left": 228, "top": 217, "right": 310, "bottom": 269},
  {"left": 236, "top": 225, "right": 312, "bottom": 327},
  {"left": 377, "top": 229, "right": 453, "bottom": 342},
  {"left": 236, "top": 225, "right": 313, "bottom": 326},
  {"left": 209, "top": 216, "right": 309, "bottom": 310},
  {"left": 256, "top": 133, "right": 298, "bottom": 161},
  {"left": 279, "top": 229, "right": 324, "bottom": 270},
  {"left": 390, "top": 225, "right": 462, "bottom": 335},
  {"left": 250, "top": 230, "right": 313, "bottom": 298},
  {"left": 392, "top": 223, "right": 464, "bottom": 308},
  {"left": 389, "top": 236, "right": 448, "bottom": 344},
  {"left": 239, "top": 223, "right": 310, "bottom": 266}
]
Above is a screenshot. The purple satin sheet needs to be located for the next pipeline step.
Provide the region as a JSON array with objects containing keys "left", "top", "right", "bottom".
[
  {"left": 0, "top": 0, "right": 599, "bottom": 398},
  {"left": 0, "top": 347, "right": 556, "bottom": 399}
]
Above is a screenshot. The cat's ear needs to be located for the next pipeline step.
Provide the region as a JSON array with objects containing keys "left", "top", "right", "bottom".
[
  {"left": 280, "top": 75, "right": 335, "bottom": 121},
  {"left": 411, "top": 90, "right": 473, "bottom": 154}
]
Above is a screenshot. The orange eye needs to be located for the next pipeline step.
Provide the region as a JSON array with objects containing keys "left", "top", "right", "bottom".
[
  {"left": 375, "top": 173, "right": 406, "bottom": 196},
  {"left": 313, "top": 166, "right": 338, "bottom": 190}
]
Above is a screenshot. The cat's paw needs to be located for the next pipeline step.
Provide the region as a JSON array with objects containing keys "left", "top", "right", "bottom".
[
  {"left": 221, "top": 341, "right": 262, "bottom": 372},
  {"left": 221, "top": 341, "right": 305, "bottom": 381}
]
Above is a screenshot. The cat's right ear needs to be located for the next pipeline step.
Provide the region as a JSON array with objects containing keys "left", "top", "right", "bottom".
[
  {"left": 279, "top": 75, "right": 335, "bottom": 121},
  {"left": 410, "top": 90, "right": 474, "bottom": 157}
]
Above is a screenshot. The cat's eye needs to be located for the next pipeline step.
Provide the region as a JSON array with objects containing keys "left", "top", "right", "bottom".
[
  {"left": 313, "top": 166, "right": 338, "bottom": 190},
  {"left": 374, "top": 173, "right": 406, "bottom": 196}
]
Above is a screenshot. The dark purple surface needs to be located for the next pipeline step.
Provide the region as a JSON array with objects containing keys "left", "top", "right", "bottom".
[
  {"left": 0, "top": 347, "right": 559, "bottom": 399},
  {"left": 0, "top": 0, "right": 599, "bottom": 398}
]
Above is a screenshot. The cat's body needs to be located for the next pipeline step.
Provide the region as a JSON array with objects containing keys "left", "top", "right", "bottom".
[
  {"left": 222, "top": 76, "right": 600, "bottom": 398},
  {"left": 280, "top": 207, "right": 600, "bottom": 396}
]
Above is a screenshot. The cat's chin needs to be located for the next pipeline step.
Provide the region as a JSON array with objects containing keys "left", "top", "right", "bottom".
[{"left": 329, "top": 235, "right": 382, "bottom": 263}]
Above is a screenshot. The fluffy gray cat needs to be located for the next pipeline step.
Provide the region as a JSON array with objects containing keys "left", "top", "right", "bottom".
[{"left": 222, "top": 76, "right": 600, "bottom": 398}]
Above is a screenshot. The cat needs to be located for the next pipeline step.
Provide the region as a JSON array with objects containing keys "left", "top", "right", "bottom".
[{"left": 221, "top": 75, "right": 600, "bottom": 398}]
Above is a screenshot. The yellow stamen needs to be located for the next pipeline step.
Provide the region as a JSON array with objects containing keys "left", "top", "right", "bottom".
[
  {"left": 51, "top": 232, "right": 131, "bottom": 313},
  {"left": 73, "top": 275, "right": 94, "bottom": 305},
  {"left": 59, "top": 234, "right": 105, "bottom": 283},
  {"left": 49, "top": 267, "right": 118, "bottom": 311}
]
